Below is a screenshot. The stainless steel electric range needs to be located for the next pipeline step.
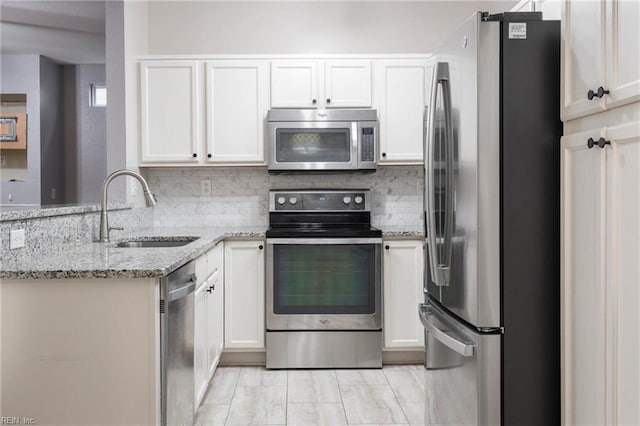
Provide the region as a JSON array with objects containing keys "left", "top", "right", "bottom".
[{"left": 265, "top": 189, "right": 383, "bottom": 369}]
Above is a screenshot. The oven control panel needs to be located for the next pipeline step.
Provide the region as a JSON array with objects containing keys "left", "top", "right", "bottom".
[{"left": 270, "top": 190, "right": 370, "bottom": 212}]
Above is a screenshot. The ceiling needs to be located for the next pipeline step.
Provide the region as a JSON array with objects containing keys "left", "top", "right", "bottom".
[{"left": 0, "top": 1, "right": 106, "bottom": 64}]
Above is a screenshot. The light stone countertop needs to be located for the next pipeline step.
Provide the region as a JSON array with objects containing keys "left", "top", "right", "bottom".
[{"left": 0, "top": 226, "right": 265, "bottom": 280}]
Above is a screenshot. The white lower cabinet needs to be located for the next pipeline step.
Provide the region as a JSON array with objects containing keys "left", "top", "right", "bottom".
[
  {"left": 383, "top": 239, "right": 425, "bottom": 348},
  {"left": 561, "top": 120, "right": 640, "bottom": 425},
  {"left": 224, "top": 240, "right": 265, "bottom": 349},
  {"left": 194, "top": 242, "right": 224, "bottom": 410}
]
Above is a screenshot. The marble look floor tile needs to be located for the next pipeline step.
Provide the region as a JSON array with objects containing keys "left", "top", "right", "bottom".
[
  {"left": 382, "top": 364, "right": 423, "bottom": 373},
  {"left": 238, "top": 366, "right": 287, "bottom": 387},
  {"left": 335, "top": 369, "right": 387, "bottom": 386},
  {"left": 203, "top": 367, "right": 241, "bottom": 404},
  {"left": 287, "top": 370, "right": 341, "bottom": 403},
  {"left": 383, "top": 368, "right": 425, "bottom": 404},
  {"left": 286, "top": 403, "right": 347, "bottom": 425},
  {"left": 194, "top": 403, "right": 229, "bottom": 426},
  {"left": 340, "top": 384, "right": 408, "bottom": 424},
  {"left": 399, "top": 401, "right": 425, "bottom": 425},
  {"left": 226, "top": 385, "right": 287, "bottom": 425}
]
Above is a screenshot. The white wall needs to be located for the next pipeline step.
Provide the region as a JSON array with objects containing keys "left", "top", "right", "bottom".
[
  {"left": 145, "top": 1, "right": 518, "bottom": 55},
  {"left": 76, "top": 65, "right": 107, "bottom": 204}
]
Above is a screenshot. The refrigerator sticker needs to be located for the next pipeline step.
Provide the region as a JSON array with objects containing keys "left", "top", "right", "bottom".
[{"left": 509, "top": 22, "right": 527, "bottom": 39}]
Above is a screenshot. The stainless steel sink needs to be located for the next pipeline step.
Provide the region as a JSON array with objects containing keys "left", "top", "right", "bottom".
[{"left": 115, "top": 237, "right": 199, "bottom": 248}]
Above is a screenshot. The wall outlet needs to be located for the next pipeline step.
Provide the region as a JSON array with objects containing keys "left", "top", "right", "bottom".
[
  {"left": 10, "top": 228, "right": 25, "bottom": 249},
  {"left": 200, "top": 179, "right": 212, "bottom": 196}
]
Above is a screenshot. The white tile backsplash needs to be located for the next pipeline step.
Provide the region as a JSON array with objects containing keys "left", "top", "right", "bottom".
[{"left": 145, "top": 166, "right": 424, "bottom": 231}]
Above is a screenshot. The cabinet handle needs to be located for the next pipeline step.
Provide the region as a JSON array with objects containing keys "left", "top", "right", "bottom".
[
  {"left": 382, "top": 152, "right": 387, "bottom": 158},
  {"left": 192, "top": 153, "right": 198, "bottom": 158},
  {"left": 312, "top": 99, "right": 317, "bottom": 104},
  {"left": 206, "top": 285, "right": 214, "bottom": 293},
  {"left": 326, "top": 98, "right": 331, "bottom": 104},
  {"left": 207, "top": 153, "right": 212, "bottom": 158},
  {"left": 259, "top": 244, "right": 264, "bottom": 250},
  {"left": 587, "top": 137, "right": 611, "bottom": 149},
  {"left": 587, "top": 86, "right": 610, "bottom": 100},
  {"left": 385, "top": 245, "right": 390, "bottom": 250}
]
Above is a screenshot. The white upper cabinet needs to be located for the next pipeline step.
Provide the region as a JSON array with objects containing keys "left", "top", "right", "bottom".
[
  {"left": 374, "top": 59, "right": 428, "bottom": 164},
  {"left": 561, "top": 0, "right": 640, "bottom": 121},
  {"left": 270, "top": 60, "right": 372, "bottom": 108},
  {"left": 324, "top": 60, "right": 372, "bottom": 107},
  {"left": 205, "top": 60, "right": 268, "bottom": 164},
  {"left": 139, "top": 61, "right": 201, "bottom": 163},
  {"left": 270, "top": 61, "right": 319, "bottom": 108}
]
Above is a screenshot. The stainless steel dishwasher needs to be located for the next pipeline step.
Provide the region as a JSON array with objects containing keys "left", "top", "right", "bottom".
[{"left": 160, "top": 261, "right": 196, "bottom": 426}]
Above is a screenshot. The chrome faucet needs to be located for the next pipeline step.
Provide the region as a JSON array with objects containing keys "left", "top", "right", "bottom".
[{"left": 99, "top": 169, "right": 157, "bottom": 242}]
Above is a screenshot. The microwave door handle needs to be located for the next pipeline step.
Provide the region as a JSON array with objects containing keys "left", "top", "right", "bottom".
[{"left": 352, "top": 121, "right": 358, "bottom": 168}]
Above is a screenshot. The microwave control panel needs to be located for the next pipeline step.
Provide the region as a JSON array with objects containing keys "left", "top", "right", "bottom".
[{"left": 360, "top": 127, "right": 376, "bottom": 162}]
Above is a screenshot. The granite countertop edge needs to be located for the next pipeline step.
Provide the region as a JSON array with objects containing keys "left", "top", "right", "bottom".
[{"left": 0, "top": 227, "right": 265, "bottom": 280}]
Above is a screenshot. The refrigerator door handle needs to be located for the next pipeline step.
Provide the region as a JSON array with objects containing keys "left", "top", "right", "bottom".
[
  {"left": 419, "top": 303, "right": 475, "bottom": 357},
  {"left": 425, "top": 62, "right": 455, "bottom": 287}
]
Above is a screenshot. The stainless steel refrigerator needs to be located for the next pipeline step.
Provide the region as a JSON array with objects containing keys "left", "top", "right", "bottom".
[{"left": 419, "top": 11, "right": 561, "bottom": 425}]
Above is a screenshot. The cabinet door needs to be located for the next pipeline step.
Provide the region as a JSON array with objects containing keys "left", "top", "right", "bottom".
[
  {"left": 561, "top": 128, "right": 607, "bottom": 425},
  {"left": 270, "top": 61, "right": 319, "bottom": 108},
  {"left": 604, "top": 0, "right": 640, "bottom": 110},
  {"left": 224, "top": 240, "right": 265, "bottom": 349},
  {"left": 207, "top": 269, "right": 223, "bottom": 378},
  {"left": 194, "top": 282, "right": 209, "bottom": 409},
  {"left": 324, "top": 60, "right": 372, "bottom": 108},
  {"left": 383, "top": 240, "right": 425, "bottom": 348},
  {"left": 205, "top": 61, "right": 268, "bottom": 164},
  {"left": 374, "top": 60, "right": 427, "bottom": 164},
  {"left": 561, "top": 0, "right": 607, "bottom": 120},
  {"left": 139, "top": 61, "right": 201, "bottom": 163},
  {"left": 605, "top": 121, "right": 640, "bottom": 425}
]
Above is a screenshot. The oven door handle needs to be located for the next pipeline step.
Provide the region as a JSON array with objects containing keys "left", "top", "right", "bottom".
[{"left": 266, "top": 238, "right": 382, "bottom": 245}]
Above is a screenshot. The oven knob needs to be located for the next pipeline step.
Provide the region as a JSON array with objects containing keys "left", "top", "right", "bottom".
[
  {"left": 343, "top": 196, "right": 352, "bottom": 205},
  {"left": 289, "top": 197, "right": 298, "bottom": 205},
  {"left": 354, "top": 196, "right": 364, "bottom": 204},
  {"left": 277, "top": 196, "right": 286, "bottom": 205}
]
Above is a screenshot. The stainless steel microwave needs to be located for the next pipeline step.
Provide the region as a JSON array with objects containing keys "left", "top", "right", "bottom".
[{"left": 266, "top": 109, "right": 378, "bottom": 172}]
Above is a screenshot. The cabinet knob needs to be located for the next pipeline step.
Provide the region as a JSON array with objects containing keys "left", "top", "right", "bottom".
[
  {"left": 587, "top": 86, "right": 610, "bottom": 100},
  {"left": 259, "top": 244, "right": 264, "bottom": 250},
  {"left": 382, "top": 152, "right": 387, "bottom": 158},
  {"left": 587, "top": 137, "right": 611, "bottom": 149},
  {"left": 207, "top": 153, "right": 212, "bottom": 158},
  {"left": 192, "top": 153, "right": 198, "bottom": 158},
  {"left": 385, "top": 245, "right": 390, "bottom": 250},
  {"left": 326, "top": 98, "right": 331, "bottom": 104},
  {"left": 312, "top": 99, "right": 317, "bottom": 104}
]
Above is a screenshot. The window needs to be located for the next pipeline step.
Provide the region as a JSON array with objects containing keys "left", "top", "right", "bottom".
[{"left": 90, "top": 84, "right": 107, "bottom": 107}]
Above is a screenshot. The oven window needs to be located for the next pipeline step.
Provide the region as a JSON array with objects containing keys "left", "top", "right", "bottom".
[
  {"left": 273, "top": 244, "right": 376, "bottom": 314},
  {"left": 275, "top": 128, "right": 351, "bottom": 163}
]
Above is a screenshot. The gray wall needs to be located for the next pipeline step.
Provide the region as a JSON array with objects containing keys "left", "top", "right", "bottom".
[
  {"left": 39, "top": 56, "right": 65, "bottom": 205},
  {"left": 75, "top": 65, "right": 107, "bottom": 204},
  {"left": 0, "top": 54, "right": 41, "bottom": 206},
  {"left": 146, "top": 1, "right": 518, "bottom": 54}
]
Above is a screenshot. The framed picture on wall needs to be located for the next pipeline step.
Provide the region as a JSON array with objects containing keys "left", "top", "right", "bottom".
[{"left": 0, "top": 113, "right": 27, "bottom": 150}]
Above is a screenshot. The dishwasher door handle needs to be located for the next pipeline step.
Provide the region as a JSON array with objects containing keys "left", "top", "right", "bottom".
[{"left": 168, "top": 273, "right": 197, "bottom": 301}]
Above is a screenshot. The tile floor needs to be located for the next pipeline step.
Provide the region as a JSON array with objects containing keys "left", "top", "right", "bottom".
[{"left": 195, "top": 365, "right": 425, "bottom": 425}]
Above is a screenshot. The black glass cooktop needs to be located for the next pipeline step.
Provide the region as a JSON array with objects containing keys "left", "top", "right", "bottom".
[{"left": 265, "top": 225, "right": 382, "bottom": 239}]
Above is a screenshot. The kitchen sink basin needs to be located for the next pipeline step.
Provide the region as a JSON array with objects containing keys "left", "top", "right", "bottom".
[{"left": 115, "top": 236, "right": 199, "bottom": 248}]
